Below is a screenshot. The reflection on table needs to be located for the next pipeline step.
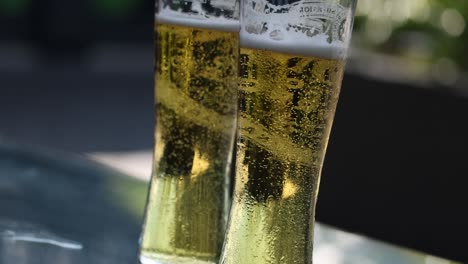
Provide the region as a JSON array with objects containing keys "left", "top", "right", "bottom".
[{"left": 0, "top": 143, "right": 460, "bottom": 264}]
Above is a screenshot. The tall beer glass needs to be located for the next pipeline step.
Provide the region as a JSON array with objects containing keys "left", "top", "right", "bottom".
[
  {"left": 220, "top": 0, "right": 356, "bottom": 263},
  {"left": 139, "top": 0, "right": 240, "bottom": 263}
]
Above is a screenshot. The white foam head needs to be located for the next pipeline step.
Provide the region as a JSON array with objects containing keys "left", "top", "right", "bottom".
[
  {"left": 240, "top": 31, "right": 347, "bottom": 59},
  {"left": 156, "top": 8, "right": 240, "bottom": 32},
  {"left": 239, "top": 0, "right": 351, "bottom": 59}
]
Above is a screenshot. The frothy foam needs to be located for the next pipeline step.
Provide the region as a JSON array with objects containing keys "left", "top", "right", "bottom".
[
  {"left": 241, "top": 31, "right": 347, "bottom": 59},
  {"left": 156, "top": 9, "right": 240, "bottom": 32}
]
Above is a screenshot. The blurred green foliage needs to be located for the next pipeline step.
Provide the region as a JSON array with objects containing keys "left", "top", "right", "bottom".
[
  {"left": 354, "top": 0, "right": 468, "bottom": 72},
  {"left": 0, "top": 0, "right": 30, "bottom": 16},
  {"left": 92, "top": 0, "right": 140, "bottom": 17},
  {"left": 0, "top": 0, "right": 140, "bottom": 18}
]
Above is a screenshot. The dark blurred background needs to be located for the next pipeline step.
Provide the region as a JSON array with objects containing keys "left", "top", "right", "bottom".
[
  {"left": 0, "top": 0, "right": 154, "bottom": 152},
  {"left": 1, "top": 0, "right": 467, "bottom": 262}
]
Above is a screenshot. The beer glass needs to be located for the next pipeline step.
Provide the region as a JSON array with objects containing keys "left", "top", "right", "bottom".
[
  {"left": 220, "top": 0, "right": 357, "bottom": 263},
  {"left": 139, "top": 0, "right": 240, "bottom": 263}
]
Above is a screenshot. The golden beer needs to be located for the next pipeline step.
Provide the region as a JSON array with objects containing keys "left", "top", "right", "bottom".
[
  {"left": 220, "top": 46, "right": 345, "bottom": 264},
  {"left": 140, "top": 19, "right": 239, "bottom": 264}
]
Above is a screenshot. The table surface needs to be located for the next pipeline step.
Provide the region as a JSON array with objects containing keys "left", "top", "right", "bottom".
[{"left": 0, "top": 142, "right": 460, "bottom": 264}]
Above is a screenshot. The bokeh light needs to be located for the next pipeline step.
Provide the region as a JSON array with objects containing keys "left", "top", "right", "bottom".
[{"left": 440, "top": 9, "right": 466, "bottom": 37}]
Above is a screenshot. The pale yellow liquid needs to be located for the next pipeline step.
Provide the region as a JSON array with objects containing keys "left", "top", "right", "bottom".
[
  {"left": 139, "top": 23, "right": 239, "bottom": 264},
  {"left": 220, "top": 48, "right": 345, "bottom": 264}
]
